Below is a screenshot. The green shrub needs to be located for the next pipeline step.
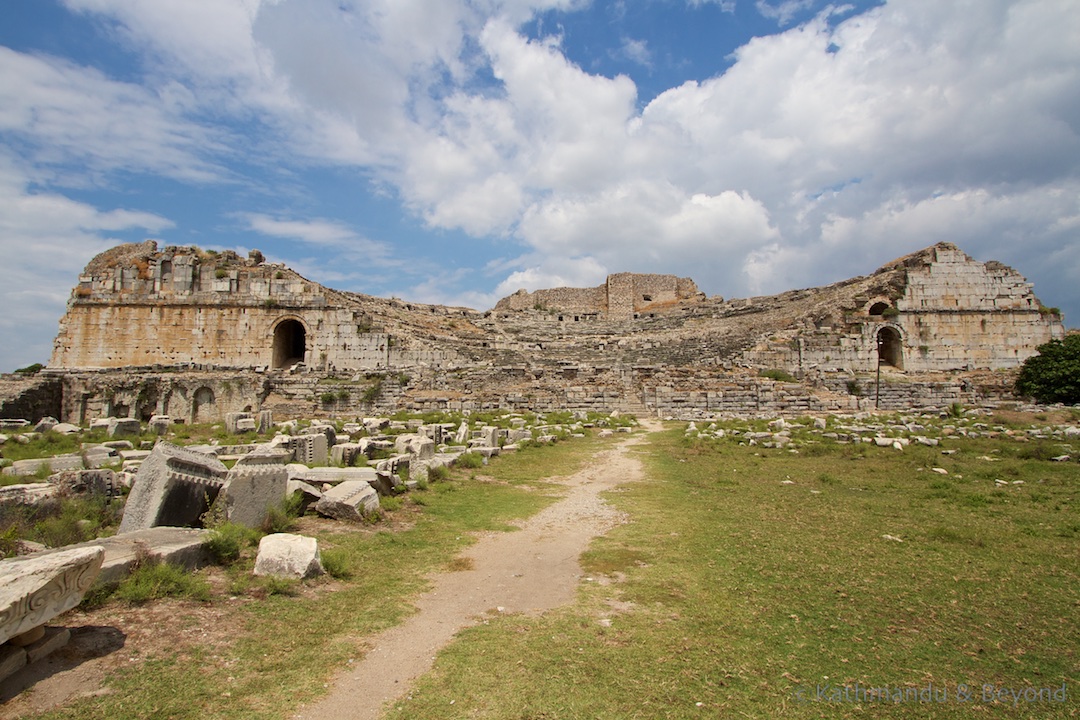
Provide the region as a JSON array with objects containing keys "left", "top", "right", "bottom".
[
  {"left": 261, "top": 491, "right": 305, "bottom": 534},
  {"left": 759, "top": 368, "right": 797, "bottom": 383},
  {"left": 0, "top": 525, "right": 20, "bottom": 559},
  {"left": 320, "top": 547, "right": 352, "bottom": 579},
  {"left": 455, "top": 452, "right": 485, "bottom": 469},
  {"left": 204, "top": 522, "right": 260, "bottom": 565},
  {"left": 1015, "top": 334, "right": 1080, "bottom": 403},
  {"left": 362, "top": 378, "right": 384, "bottom": 404},
  {"left": 14, "top": 363, "right": 44, "bottom": 375},
  {"left": 427, "top": 464, "right": 450, "bottom": 482}
]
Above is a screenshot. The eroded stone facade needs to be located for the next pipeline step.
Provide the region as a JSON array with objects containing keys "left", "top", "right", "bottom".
[{"left": 21, "top": 240, "right": 1064, "bottom": 423}]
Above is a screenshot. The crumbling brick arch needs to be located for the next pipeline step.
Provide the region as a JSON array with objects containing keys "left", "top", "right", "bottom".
[
  {"left": 876, "top": 325, "right": 904, "bottom": 370},
  {"left": 271, "top": 315, "right": 308, "bottom": 369}
]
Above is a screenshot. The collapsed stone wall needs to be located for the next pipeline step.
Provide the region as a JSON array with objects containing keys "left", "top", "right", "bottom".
[
  {"left": 0, "top": 374, "right": 63, "bottom": 421},
  {"left": 493, "top": 273, "right": 701, "bottom": 321},
  {"left": 736, "top": 243, "right": 1063, "bottom": 374},
  {"left": 51, "top": 242, "right": 476, "bottom": 372},
  {"left": 56, "top": 370, "right": 271, "bottom": 425}
]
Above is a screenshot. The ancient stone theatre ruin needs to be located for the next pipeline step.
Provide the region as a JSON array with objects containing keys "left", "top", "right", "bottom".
[{"left": 4, "top": 240, "right": 1064, "bottom": 422}]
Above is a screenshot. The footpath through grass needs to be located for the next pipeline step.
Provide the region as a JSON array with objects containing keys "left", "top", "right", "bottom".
[{"left": 385, "top": 420, "right": 1079, "bottom": 719}]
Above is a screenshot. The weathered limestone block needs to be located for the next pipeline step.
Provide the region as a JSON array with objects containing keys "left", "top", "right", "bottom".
[
  {"left": 25, "top": 626, "right": 72, "bottom": 664},
  {"left": 0, "top": 546, "right": 104, "bottom": 645},
  {"left": 234, "top": 445, "right": 292, "bottom": 467},
  {"left": 256, "top": 410, "right": 274, "bottom": 434},
  {"left": 308, "top": 423, "right": 337, "bottom": 447},
  {"left": 453, "top": 421, "right": 468, "bottom": 444},
  {"left": 49, "top": 469, "right": 118, "bottom": 497},
  {"left": 0, "top": 483, "right": 58, "bottom": 509},
  {"left": 73, "top": 526, "right": 211, "bottom": 586},
  {"left": 395, "top": 433, "right": 435, "bottom": 460},
  {"left": 82, "top": 445, "right": 119, "bottom": 469},
  {"left": 33, "top": 417, "right": 59, "bottom": 434},
  {"left": 224, "top": 412, "right": 251, "bottom": 435},
  {"left": 0, "top": 643, "right": 27, "bottom": 681},
  {"left": 117, "top": 442, "right": 228, "bottom": 533},
  {"left": 287, "top": 479, "right": 323, "bottom": 513},
  {"left": 294, "top": 433, "right": 328, "bottom": 466},
  {"left": 290, "top": 465, "right": 379, "bottom": 490},
  {"left": 148, "top": 415, "right": 172, "bottom": 435},
  {"left": 330, "top": 442, "right": 364, "bottom": 467},
  {"left": 253, "top": 533, "right": 324, "bottom": 579},
  {"left": 108, "top": 418, "right": 141, "bottom": 437},
  {"left": 507, "top": 429, "right": 532, "bottom": 443},
  {"left": 315, "top": 480, "right": 380, "bottom": 522},
  {"left": 215, "top": 464, "right": 289, "bottom": 528},
  {"left": 3, "top": 454, "right": 84, "bottom": 477}
]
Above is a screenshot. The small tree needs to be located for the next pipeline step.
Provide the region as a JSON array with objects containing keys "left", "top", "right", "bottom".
[{"left": 1015, "top": 334, "right": 1080, "bottom": 404}]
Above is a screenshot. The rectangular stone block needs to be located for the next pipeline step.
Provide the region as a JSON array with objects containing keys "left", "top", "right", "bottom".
[
  {"left": 294, "top": 433, "right": 328, "bottom": 467},
  {"left": 216, "top": 464, "right": 289, "bottom": 528},
  {"left": 25, "top": 626, "right": 72, "bottom": 664},
  {"left": 315, "top": 480, "right": 380, "bottom": 522},
  {"left": 0, "top": 644, "right": 27, "bottom": 683}
]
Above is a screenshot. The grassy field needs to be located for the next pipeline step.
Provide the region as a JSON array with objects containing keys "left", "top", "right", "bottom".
[
  {"left": 383, "top": 418, "right": 1079, "bottom": 719},
  {"left": 14, "top": 415, "right": 1080, "bottom": 719}
]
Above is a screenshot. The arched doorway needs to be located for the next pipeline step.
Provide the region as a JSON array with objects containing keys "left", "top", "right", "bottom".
[
  {"left": 877, "top": 326, "right": 904, "bottom": 370},
  {"left": 272, "top": 318, "right": 307, "bottom": 369},
  {"left": 192, "top": 387, "right": 215, "bottom": 423}
]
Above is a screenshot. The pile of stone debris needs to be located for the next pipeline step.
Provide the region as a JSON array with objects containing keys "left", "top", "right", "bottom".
[{"left": 0, "top": 410, "right": 608, "bottom": 684}]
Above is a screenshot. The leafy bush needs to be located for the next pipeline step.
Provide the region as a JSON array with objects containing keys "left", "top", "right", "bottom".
[
  {"left": 759, "top": 368, "right": 797, "bottom": 383},
  {"left": 1015, "top": 334, "right": 1080, "bottom": 404},
  {"left": 427, "top": 464, "right": 450, "bottom": 482},
  {"left": 455, "top": 451, "right": 485, "bottom": 469},
  {"left": 204, "top": 522, "right": 260, "bottom": 565}
]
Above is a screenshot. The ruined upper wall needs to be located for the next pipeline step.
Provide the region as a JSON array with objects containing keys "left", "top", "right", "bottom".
[
  {"left": 493, "top": 273, "right": 702, "bottom": 320},
  {"left": 738, "top": 242, "right": 1064, "bottom": 373},
  {"left": 49, "top": 240, "right": 1063, "bottom": 377},
  {"left": 50, "top": 242, "right": 478, "bottom": 371}
]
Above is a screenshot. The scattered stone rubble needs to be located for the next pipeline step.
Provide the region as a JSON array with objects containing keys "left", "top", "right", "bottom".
[
  {"left": 0, "top": 408, "right": 619, "bottom": 684},
  {"left": 681, "top": 408, "right": 1080, "bottom": 461}
]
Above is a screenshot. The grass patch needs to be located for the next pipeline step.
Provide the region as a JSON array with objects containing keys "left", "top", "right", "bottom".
[
  {"left": 386, "top": 422, "right": 1079, "bottom": 720},
  {"left": 114, "top": 559, "right": 212, "bottom": 604}
]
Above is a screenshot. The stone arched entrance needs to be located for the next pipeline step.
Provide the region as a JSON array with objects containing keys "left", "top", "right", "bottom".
[
  {"left": 272, "top": 318, "right": 307, "bottom": 369},
  {"left": 877, "top": 326, "right": 904, "bottom": 370},
  {"left": 192, "top": 386, "right": 216, "bottom": 423}
]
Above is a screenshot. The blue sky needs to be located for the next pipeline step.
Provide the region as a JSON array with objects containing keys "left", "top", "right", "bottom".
[{"left": 1, "top": 0, "right": 1078, "bottom": 371}]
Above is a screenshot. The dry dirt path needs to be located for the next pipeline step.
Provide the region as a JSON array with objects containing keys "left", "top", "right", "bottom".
[{"left": 293, "top": 423, "right": 655, "bottom": 720}]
